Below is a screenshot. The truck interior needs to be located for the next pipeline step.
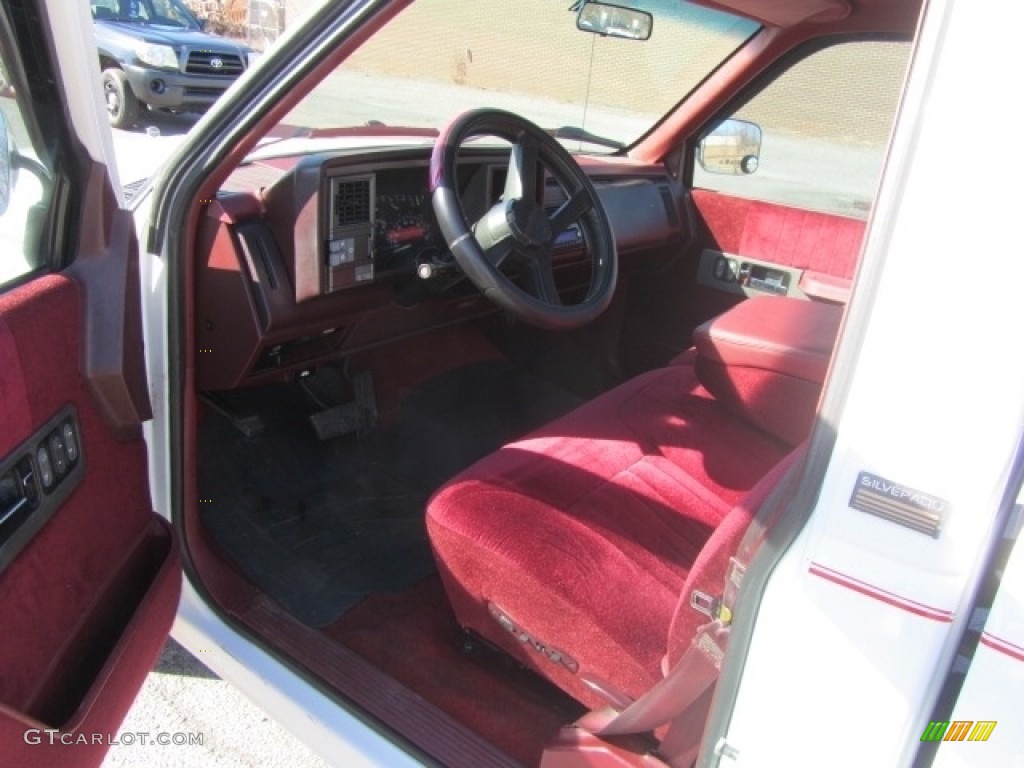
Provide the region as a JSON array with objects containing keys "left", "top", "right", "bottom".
[{"left": 177, "top": 0, "right": 923, "bottom": 764}]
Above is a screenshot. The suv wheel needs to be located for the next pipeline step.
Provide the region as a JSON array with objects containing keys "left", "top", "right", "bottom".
[{"left": 101, "top": 68, "right": 140, "bottom": 129}]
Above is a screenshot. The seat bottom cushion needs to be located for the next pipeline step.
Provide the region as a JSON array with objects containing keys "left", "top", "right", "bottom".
[{"left": 426, "top": 363, "right": 790, "bottom": 708}]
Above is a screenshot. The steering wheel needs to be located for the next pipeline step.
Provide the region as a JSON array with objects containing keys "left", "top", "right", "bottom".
[{"left": 430, "top": 109, "right": 618, "bottom": 330}]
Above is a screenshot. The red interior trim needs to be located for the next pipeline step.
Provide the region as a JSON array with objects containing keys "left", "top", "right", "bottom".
[
  {"left": 242, "top": 595, "right": 520, "bottom": 768},
  {"left": 799, "top": 271, "right": 852, "bottom": 304},
  {"left": 698, "top": 0, "right": 850, "bottom": 27},
  {"left": 0, "top": 275, "right": 179, "bottom": 766},
  {"left": 0, "top": 319, "right": 31, "bottom": 457},
  {"left": 692, "top": 189, "right": 864, "bottom": 281}
]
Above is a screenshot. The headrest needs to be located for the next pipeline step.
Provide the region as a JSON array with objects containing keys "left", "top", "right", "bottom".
[{"left": 694, "top": 297, "right": 843, "bottom": 444}]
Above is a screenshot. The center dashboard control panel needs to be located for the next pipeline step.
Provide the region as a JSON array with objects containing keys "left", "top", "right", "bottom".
[
  {"left": 325, "top": 173, "right": 376, "bottom": 290},
  {"left": 262, "top": 152, "right": 506, "bottom": 303},
  {"left": 324, "top": 167, "right": 460, "bottom": 293}
]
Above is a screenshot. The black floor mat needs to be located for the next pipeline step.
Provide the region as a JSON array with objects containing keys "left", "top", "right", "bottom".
[{"left": 199, "top": 360, "right": 582, "bottom": 627}]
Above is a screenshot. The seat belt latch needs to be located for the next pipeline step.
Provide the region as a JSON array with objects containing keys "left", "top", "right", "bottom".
[
  {"left": 690, "top": 590, "right": 721, "bottom": 619},
  {"left": 691, "top": 557, "right": 746, "bottom": 625}
]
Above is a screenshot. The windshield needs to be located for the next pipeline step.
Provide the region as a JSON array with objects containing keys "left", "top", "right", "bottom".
[
  {"left": 277, "top": 0, "right": 759, "bottom": 150},
  {"left": 91, "top": 0, "right": 200, "bottom": 29}
]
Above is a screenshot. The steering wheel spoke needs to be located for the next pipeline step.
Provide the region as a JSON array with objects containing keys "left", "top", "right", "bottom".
[
  {"left": 549, "top": 188, "right": 592, "bottom": 237},
  {"left": 526, "top": 258, "right": 562, "bottom": 306},
  {"left": 484, "top": 237, "right": 515, "bottom": 269},
  {"left": 505, "top": 133, "right": 542, "bottom": 204}
]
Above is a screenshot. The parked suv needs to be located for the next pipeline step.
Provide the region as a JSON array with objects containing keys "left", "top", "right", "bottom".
[{"left": 91, "top": 0, "right": 254, "bottom": 128}]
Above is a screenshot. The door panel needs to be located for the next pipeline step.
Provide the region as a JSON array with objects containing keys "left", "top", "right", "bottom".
[
  {"left": 689, "top": 40, "right": 910, "bottom": 308},
  {"left": 693, "top": 189, "right": 864, "bottom": 279},
  {"left": 0, "top": 1, "right": 179, "bottom": 762},
  {"left": 693, "top": 188, "right": 863, "bottom": 303},
  {"left": 0, "top": 276, "right": 180, "bottom": 767}
]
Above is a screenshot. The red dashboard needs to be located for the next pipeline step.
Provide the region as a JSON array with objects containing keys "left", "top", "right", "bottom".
[{"left": 194, "top": 146, "right": 685, "bottom": 390}]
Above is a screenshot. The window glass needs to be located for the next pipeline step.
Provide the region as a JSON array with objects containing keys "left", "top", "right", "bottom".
[
  {"left": 694, "top": 41, "right": 911, "bottom": 218},
  {"left": 91, "top": 0, "right": 197, "bottom": 27},
  {"left": 150, "top": 0, "right": 196, "bottom": 27},
  {"left": 0, "top": 45, "right": 53, "bottom": 286},
  {"left": 277, "top": 0, "right": 759, "bottom": 151}
]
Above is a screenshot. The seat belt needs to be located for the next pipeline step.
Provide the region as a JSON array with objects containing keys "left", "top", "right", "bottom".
[
  {"left": 576, "top": 618, "right": 728, "bottom": 736},
  {"left": 573, "top": 447, "right": 805, "bottom": 765}
]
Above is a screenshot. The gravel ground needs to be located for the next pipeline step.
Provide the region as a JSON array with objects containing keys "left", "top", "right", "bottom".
[{"left": 101, "top": 639, "right": 330, "bottom": 768}]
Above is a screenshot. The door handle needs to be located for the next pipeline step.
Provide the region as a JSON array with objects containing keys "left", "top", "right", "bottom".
[{"left": 0, "top": 458, "right": 38, "bottom": 534}]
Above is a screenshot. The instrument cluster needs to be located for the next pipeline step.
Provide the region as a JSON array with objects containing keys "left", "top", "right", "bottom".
[{"left": 372, "top": 188, "right": 441, "bottom": 274}]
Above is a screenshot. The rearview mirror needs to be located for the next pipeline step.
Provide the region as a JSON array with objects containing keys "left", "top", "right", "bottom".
[
  {"left": 576, "top": 2, "right": 652, "bottom": 41},
  {"left": 698, "top": 118, "right": 762, "bottom": 175}
]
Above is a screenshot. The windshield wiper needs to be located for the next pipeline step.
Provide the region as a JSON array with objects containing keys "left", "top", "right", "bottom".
[{"left": 551, "top": 126, "right": 625, "bottom": 151}]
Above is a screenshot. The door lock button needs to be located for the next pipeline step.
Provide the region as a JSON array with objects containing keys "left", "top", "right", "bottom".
[
  {"left": 62, "top": 422, "right": 79, "bottom": 463},
  {"left": 48, "top": 434, "right": 68, "bottom": 478},
  {"left": 36, "top": 446, "right": 54, "bottom": 490}
]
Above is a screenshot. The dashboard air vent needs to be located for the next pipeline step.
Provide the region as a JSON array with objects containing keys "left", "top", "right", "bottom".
[
  {"left": 332, "top": 177, "right": 373, "bottom": 228},
  {"left": 659, "top": 186, "right": 680, "bottom": 228},
  {"left": 236, "top": 223, "right": 279, "bottom": 290}
]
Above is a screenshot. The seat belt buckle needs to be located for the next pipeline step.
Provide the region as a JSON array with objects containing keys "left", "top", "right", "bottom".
[
  {"left": 690, "top": 590, "right": 721, "bottom": 619},
  {"left": 691, "top": 591, "right": 734, "bottom": 624},
  {"left": 692, "top": 557, "right": 747, "bottom": 625}
]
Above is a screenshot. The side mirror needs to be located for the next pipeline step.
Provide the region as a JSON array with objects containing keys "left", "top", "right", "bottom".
[
  {"left": 698, "top": 118, "right": 762, "bottom": 176},
  {"left": 0, "top": 110, "right": 51, "bottom": 218},
  {"left": 576, "top": 2, "right": 652, "bottom": 41}
]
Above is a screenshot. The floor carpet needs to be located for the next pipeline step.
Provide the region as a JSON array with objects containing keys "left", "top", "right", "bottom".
[{"left": 198, "top": 360, "right": 581, "bottom": 627}]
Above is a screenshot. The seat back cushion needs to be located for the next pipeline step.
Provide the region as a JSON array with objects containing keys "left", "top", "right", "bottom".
[{"left": 694, "top": 297, "right": 843, "bottom": 446}]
